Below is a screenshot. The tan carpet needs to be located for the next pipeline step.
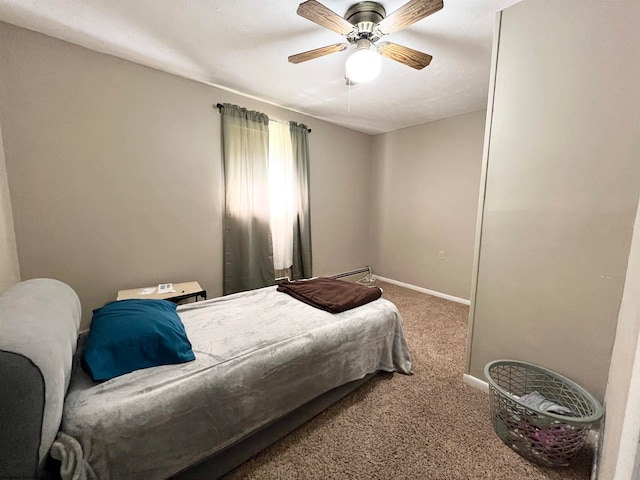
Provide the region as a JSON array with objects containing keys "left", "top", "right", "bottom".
[{"left": 224, "top": 281, "right": 594, "bottom": 479}]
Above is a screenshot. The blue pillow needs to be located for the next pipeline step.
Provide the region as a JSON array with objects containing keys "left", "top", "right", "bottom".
[{"left": 82, "top": 299, "right": 195, "bottom": 381}]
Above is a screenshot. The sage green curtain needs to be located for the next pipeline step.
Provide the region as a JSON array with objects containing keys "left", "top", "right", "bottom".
[
  {"left": 221, "top": 103, "right": 275, "bottom": 294},
  {"left": 290, "top": 122, "right": 313, "bottom": 280}
]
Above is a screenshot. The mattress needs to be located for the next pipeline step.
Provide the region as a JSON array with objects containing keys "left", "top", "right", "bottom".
[{"left": 51, "top": 285, "right": 412, "bottom": 480}]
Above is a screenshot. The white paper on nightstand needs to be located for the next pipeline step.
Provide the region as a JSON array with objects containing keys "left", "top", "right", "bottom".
[
  {"left": 138, "top": 287, "right": 156, "bottom": 294},
  {"left": 157, "top": 283, "right": 175, "bottom": 294}
]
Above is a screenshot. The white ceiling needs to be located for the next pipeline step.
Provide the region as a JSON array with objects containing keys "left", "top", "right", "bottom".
[{"left": 0, "top": 0, "right": 520, "bottom": 134}]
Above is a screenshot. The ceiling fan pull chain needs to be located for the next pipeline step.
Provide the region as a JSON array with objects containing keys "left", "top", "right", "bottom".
[{"left": 348, "top": 78, "right": 351, "bottom": 113}]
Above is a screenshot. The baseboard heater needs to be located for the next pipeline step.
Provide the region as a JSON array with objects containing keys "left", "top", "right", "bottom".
[{"left": 330, "top": 266, "right": 371, "bottom": 280}]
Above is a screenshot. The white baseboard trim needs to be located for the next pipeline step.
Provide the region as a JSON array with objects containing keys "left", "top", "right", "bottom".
[
  {"left": 463, "top": 373, "right": 489, "bottom": 392},
  {"left": 586, "top": 429, "right": 598, "bottom": 449},
  {"left": 375, "top": 276, "right": 471, "bottom": 305}
]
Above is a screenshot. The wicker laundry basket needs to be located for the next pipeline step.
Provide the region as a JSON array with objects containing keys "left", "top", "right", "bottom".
[{"left": 484, "top": 360, "right": 603, "bottom": 467}]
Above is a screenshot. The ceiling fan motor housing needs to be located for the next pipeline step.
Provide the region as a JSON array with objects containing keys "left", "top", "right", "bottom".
[{"left": 345, "top": 1, "right": 386, "bottom": 39}]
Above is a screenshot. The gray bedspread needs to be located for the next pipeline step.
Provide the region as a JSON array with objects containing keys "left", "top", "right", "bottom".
[{"left": 51, "top": 286, "right": 412, "bottom": 480}]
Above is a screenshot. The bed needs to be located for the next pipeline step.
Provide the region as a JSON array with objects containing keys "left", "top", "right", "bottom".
[{"left": 0, "top": 278, "right": 412, "bottom": 480}]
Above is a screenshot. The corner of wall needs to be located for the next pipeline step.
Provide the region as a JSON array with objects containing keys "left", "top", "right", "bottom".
[
  {"left": 599, "top": 195, "right": 640, "bottom": 479},
  {"left": 0, "top": 121, "right": 21, "bottom": 292},
  {"left": 368, "top": 133, "right": 385, "bottom": 272},
  {"left": 465, "top": 9, "right": 502, "bottom": 374}
]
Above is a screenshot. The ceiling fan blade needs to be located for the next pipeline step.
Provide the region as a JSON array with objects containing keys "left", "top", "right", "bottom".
[
  {"left": 296, "top": 0, "right": 355, "bottom": 36},
  {"left": 288, "top": 43, "right": 349, "bottom": 64},
  {"left": 378, "top": 42, "right": 433, "bottom": 70},
  {"left": 376, "top": 0, "right": 444, "bottom": 35}
]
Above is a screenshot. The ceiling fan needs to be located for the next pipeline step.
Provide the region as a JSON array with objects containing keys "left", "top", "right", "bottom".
[{"left": 288, "top": 0, "right": 444, "bottom": 83}]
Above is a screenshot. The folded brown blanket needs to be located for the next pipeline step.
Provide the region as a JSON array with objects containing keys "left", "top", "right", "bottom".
[{"left": 277, "top": 277, "right": 382, "bottom": 313}]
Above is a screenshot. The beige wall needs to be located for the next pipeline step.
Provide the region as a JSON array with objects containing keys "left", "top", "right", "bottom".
[
  {"left": 467, "top": 0, "right": 640, "bottom": 401},
  {"left": 0, "top": 22, "right": 372, "bottom": 328},
  {"left": 0, "top": 122, "right": 20, "bottom": 292},
  {"left": 370, "top": 111, "right": 485, "bottom": 300}
]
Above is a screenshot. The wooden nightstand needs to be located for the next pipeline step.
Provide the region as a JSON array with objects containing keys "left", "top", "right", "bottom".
[{"left": 116, "top": 281, "right": 207, "bottom": 304}]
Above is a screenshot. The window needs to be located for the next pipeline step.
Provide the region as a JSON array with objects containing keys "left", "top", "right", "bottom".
[{"left": 220, "top": 103, "right": 311, "bottom": 294}]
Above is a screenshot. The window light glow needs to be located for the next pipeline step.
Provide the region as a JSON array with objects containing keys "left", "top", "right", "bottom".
[{"left": 268, "top": 121, "right": 296, "bottom": 270}]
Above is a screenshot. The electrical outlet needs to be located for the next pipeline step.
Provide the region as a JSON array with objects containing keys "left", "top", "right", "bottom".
[{"left": 439, "top": 250, "right": 445, "bottom": 260}]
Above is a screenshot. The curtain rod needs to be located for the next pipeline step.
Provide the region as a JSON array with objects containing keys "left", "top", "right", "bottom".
[{"left": 214, "top": 103, "right": 311, "bottom": 133}]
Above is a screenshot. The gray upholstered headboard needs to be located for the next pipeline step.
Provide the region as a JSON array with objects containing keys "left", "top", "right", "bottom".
[{"left": 0, "top": 279, "right": 81, "bottom": 479}]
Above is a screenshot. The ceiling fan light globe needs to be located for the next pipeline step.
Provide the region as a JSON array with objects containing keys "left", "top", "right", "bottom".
[{"left": 345, "top": 48, "right": 381, "bottom": 83}]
